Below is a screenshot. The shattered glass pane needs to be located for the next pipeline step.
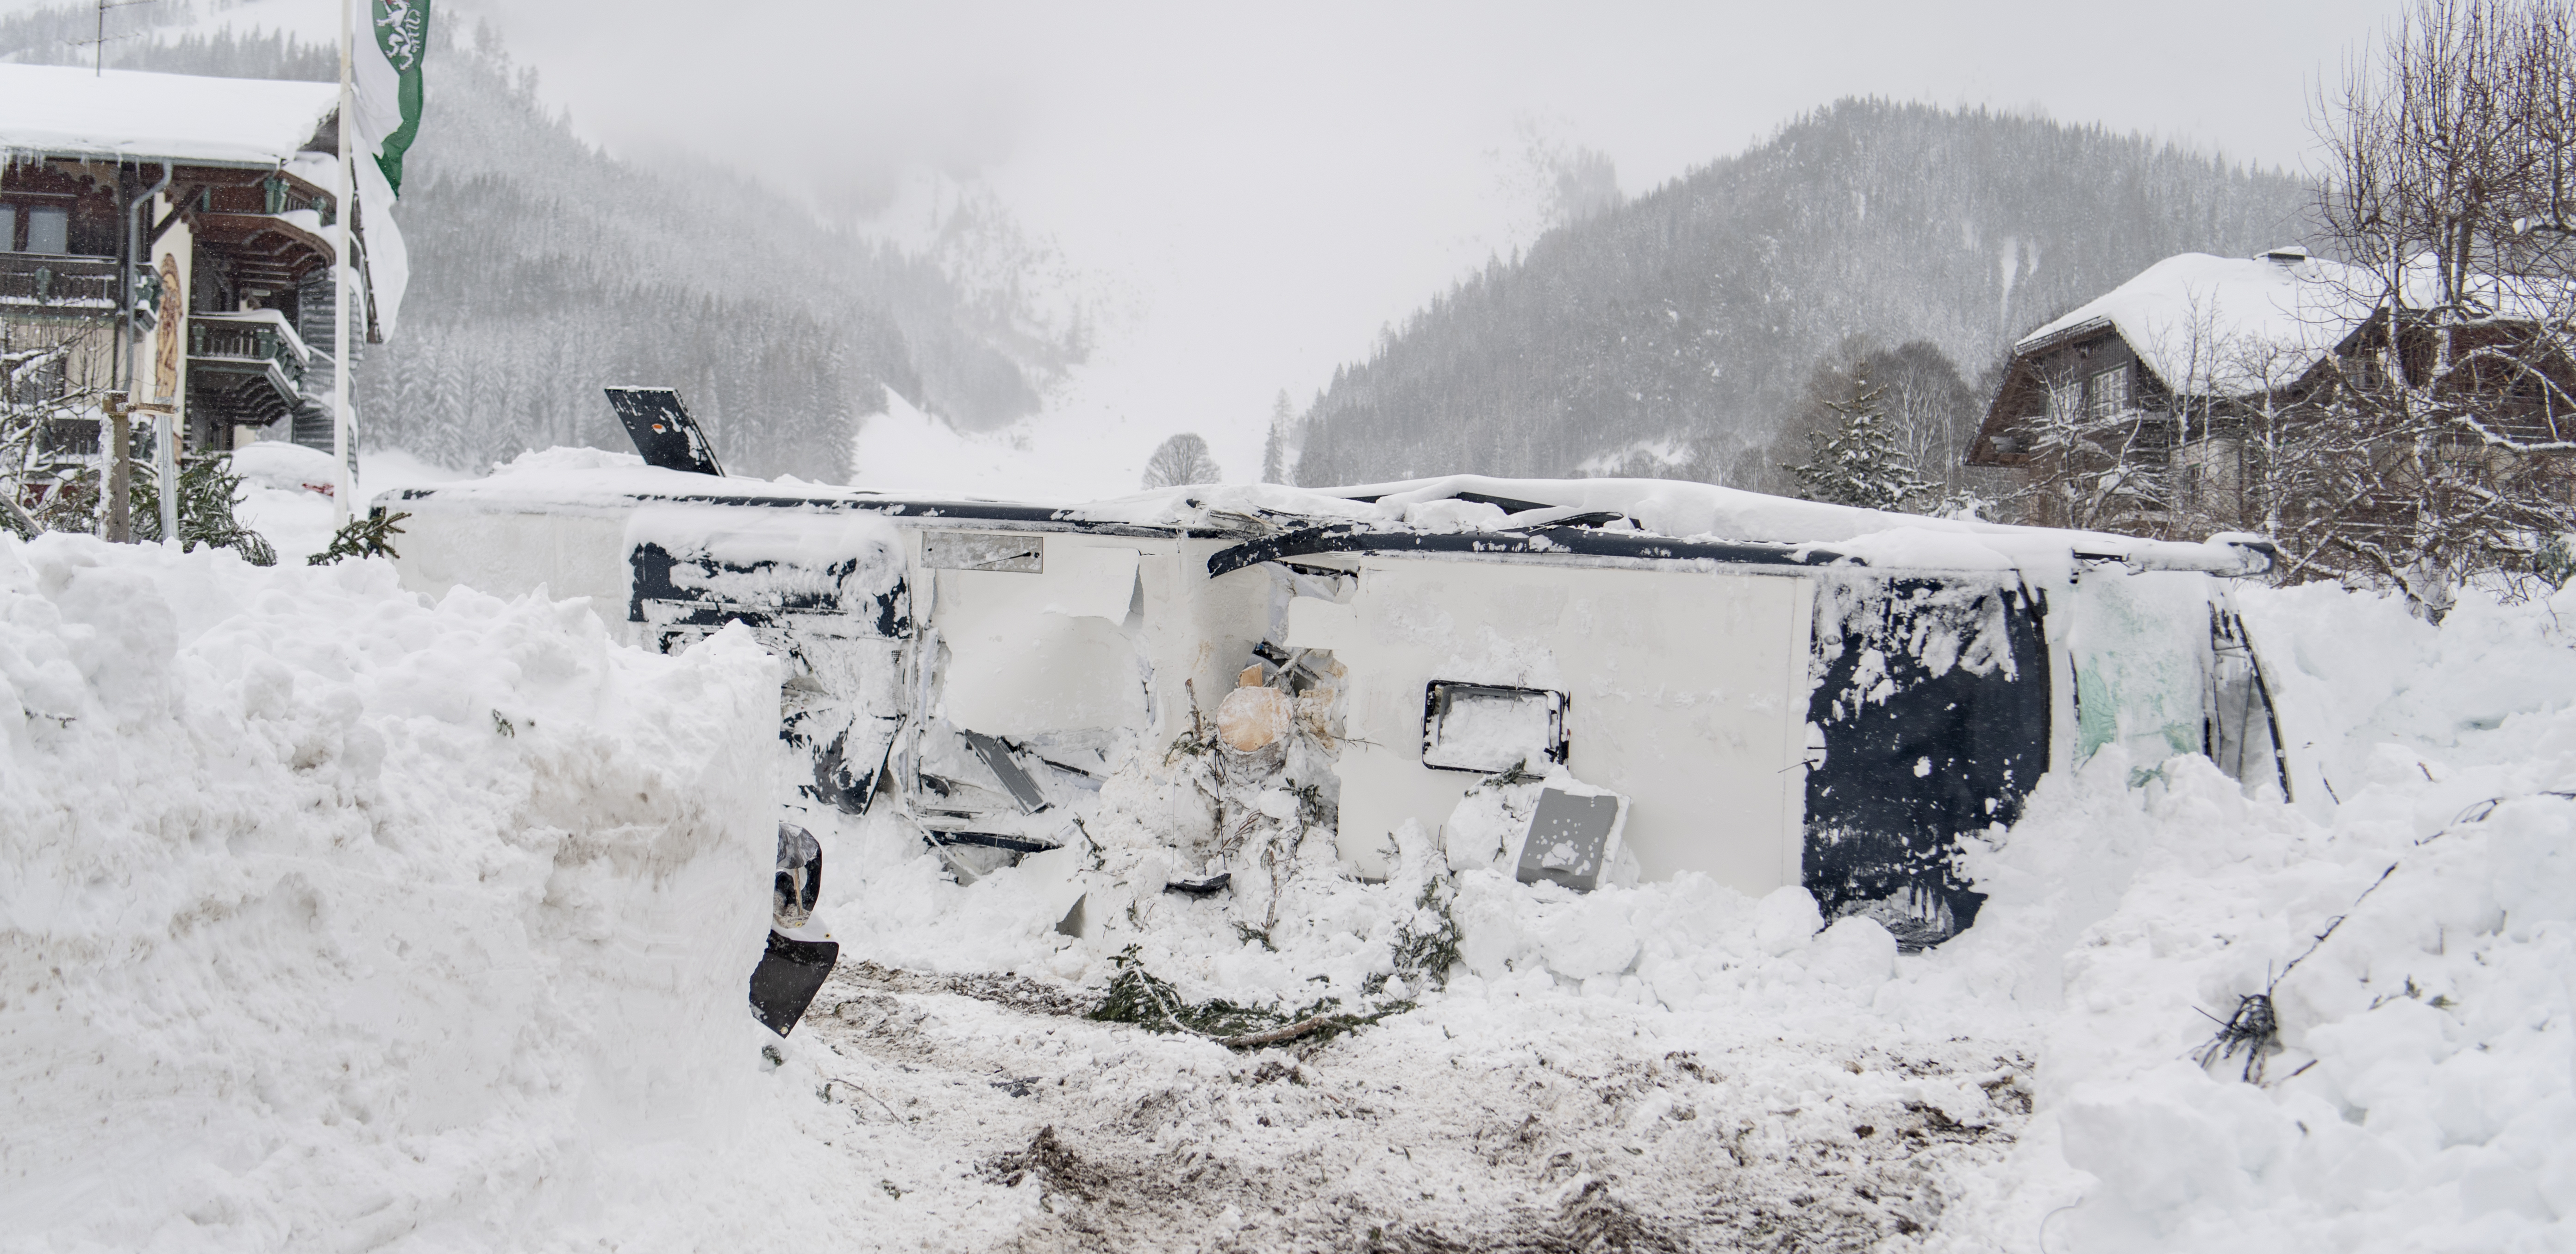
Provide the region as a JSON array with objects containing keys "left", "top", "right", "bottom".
[{"left": 923, "top": 531, "right": 1043, "bottom": 573}]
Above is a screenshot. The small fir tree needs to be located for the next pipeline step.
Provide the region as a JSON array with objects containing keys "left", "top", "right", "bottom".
[
  {"left": 1787, "top": 370, "right": 1933, "bottom": 512},
  {"left": 1260, "top": 390, "right": 1292, "bottom": 484},
  {"left": 131, "top": 454, "right": 279, "bottom": 565}
]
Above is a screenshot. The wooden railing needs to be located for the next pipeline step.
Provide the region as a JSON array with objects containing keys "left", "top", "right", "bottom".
[
  {"left": 189, "top": 313, "right": 309, "bottom": 393},
  {"left": 0, "top": 254, "right": 117, "bottom": 308}
]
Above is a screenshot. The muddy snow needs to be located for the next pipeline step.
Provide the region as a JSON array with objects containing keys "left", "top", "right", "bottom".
[{"left": 777, "top": 958, "right": 2028, "bottom": 1252}]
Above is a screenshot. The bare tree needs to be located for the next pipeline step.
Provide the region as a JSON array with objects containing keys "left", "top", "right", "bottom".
[
  {"left": 2310, "top": 0, "right": 2576, "bottom": 612},
  {"left": 1761, "top": 336, "right": 1978, "bottom": 502},
  {"left": 1141, "top": 432, "right": 1223, "bottom": 489},
  {"left": 1870, "top": 340, "right": 1983, "bottom": 502},
  {"left": 0, "top": 344, "right": 104, "bottom": 538}
]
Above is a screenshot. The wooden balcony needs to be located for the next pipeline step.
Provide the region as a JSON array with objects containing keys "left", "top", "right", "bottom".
[
  {"left": 0, "top": 252, "right": 116, "bottom": 311},
  {"left": 188, "top": 311, "right": 313, "bottom": 428}
]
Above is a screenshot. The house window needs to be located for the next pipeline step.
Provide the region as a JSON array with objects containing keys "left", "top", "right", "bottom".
[
  {"left": 0, "top": 205, "right": 13, "bottom": 251},
  {"left": 22, "top": 207, "right": 69, "bottom": 255},
  {"left": 1421, "top": 682, "right": 1569, "bottom": 774},
  {"left": 2048, "top": 378, "right": 2083, "bottom": 420},
  {"left": 2088, "top": 364, "right": 2131, "bottom": 418}
]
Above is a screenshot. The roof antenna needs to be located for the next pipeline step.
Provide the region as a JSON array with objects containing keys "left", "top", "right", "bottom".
[{"left": 76, "top": 0, "right": 156, "bottom": 76}]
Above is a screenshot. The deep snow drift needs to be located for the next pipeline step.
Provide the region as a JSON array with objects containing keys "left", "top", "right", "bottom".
[
  {"left": 0, "top": 534, "right": 798, "bottom": 1249},
  {"left": 4, "top": 530, "right": 2573, "bottom": 1251}
]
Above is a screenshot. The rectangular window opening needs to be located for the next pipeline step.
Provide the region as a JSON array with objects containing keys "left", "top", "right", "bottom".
[
  {"left": 2088, "top": 364, "right": 2130, "bottom": 419},
  {"left": 1421, "top": 682, "right": 1569, "bottom": 774},
  {"left": 24, "top": 207, "right": 69, "bottom": 256}
]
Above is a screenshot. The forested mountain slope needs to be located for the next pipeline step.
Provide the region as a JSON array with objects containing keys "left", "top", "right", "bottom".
[
  {"left": 1292, "top": 100, "right": 2314, "bottom": 490},
  {"left": 0, "top": 5, "right": 1076, "bottom": 480}
]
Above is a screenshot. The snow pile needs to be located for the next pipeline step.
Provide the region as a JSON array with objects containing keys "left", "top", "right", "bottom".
[
  {"left": 785, "top": 577, "right": 2576, "bottom": 1250},
  {"left": 1917, "top": 582, "right": 2576, "bottom": 1251},
  {"left": 0, "top": 534, "right": 800, "bottom": 1250},
  {"left": 228, "top": 439, "right": 342, "bottom": 497},
  {"left": 232, "top": 444, "right": 468, "bottom": 565}
]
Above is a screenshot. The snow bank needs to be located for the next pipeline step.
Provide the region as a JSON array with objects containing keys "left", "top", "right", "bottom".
[
  {"left": 1912, "top": 581, "right": 2576, "bottom": 1251},
  {"left": 787, "top": 576, "right": 2576, "bottom": 1251},
  {"left": 0, "top": 534, "right": 798, "bottom": 1250},
  {"left": 232, "top": 443, "right": 470, "bottom": 566}
]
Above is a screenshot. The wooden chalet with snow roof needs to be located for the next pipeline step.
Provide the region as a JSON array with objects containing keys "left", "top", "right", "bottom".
[
  {"left": 1968, "top": 247, "right": 2576, "bottom": 536},
  {"left": 1966, "top": 248, "right": 2373, "bottom": 532},
  {"left": 0, "top": 63, "right": 394, "bottom": 458}
]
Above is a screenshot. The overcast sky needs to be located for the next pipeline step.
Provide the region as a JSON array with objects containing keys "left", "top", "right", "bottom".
[{"left": 440, "top": 0, "right": 2410, "bottom": 491}]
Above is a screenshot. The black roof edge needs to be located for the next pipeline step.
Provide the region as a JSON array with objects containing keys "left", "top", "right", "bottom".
[
  {"left": 384, "top": 485, "right": 1244, "bottom": 539},
  {"left": 1205, "top": 524, "right": 1853, "bottom": 578},
  {"left": 1333, "top": 488, "right": 1561, "bottom": 514}
]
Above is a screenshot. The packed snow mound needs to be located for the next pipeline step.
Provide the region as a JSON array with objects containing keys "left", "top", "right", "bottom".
[
  {"left": 1917, "top": 582, "right": 2576, "bottom": 1252},
  {"left": 0, "top": 535, "right": 792, "bottom": 1251},
  {"left": 491, "top": 445, "right": 648, "bottom": 477},
  {"left": 791, "top": 578, "right": 2576, "bottom": 1251},
  {"left": 228, "top": 439, "right": 340, "bottom": 495}
]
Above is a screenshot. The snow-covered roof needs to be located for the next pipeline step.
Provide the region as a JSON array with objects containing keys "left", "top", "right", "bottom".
[
  {"left": 2015, "top": 252, "right": 2377, "bottom": 398},
  {"left": 0, "top": 63, "right": 337, "bottom": 168},
  {"left": 389, "top": 451, "right": 2276, "bottom": 578}
]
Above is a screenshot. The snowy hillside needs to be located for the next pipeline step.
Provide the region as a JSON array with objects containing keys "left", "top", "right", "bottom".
[
  {"left": 3, "top": 523, "right": 2571, "bottom": 1249},
  {"left": 0, "top": 3, "right": 1084, "bottom": 481},
  {"left": 1294, "top": 100, "right": 2315, "bottom": 491}
]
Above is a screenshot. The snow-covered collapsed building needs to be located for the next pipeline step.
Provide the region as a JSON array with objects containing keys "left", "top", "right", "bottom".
[
  {"left": 382, "top": 408, "right": 2290, "bottom": 948},
  {"left": 0, "top": 63, "right": 402, "bottom": 455}
]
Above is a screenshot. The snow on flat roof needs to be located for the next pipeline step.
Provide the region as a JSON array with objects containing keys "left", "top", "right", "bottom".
[
  {"left": 2015, "top": 252, "right": 2376, "bottom": 398},
  {"left": 0, "top": 63, "right": 337, "bottom": 167},
  {"left": 394, "top": 451, "right": 2272, "bottom": 577},
  {"left": 1093, "top": 474, "right": 2270, "bottom": 574}
]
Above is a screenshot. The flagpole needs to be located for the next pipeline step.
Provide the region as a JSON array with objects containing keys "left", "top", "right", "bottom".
[{"left": 331, "top": 0, "right": 356, "bottom": 526}]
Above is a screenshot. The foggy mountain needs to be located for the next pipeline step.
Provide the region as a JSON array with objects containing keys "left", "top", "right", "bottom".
[
  {"left": 1290, "top": 99, "right": 2315, "bottom": 492},
  {"left": 0, "top": 5, "right": 1081, "bottom": 480}
]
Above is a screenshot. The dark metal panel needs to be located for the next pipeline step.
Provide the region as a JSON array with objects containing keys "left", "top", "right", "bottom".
[
  {"left": 605, "top": 386, "right": 725, "bottom": 477},
  {"left": 1801, "top": 577, "right": 2052, "bottom": 947}
]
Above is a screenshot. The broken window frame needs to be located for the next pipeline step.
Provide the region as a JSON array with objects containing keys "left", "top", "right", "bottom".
[{"left": 1419, "top": 681, "right": 1570, "bottom": 775}]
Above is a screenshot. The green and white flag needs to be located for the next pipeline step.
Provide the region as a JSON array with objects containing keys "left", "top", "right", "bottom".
[
  {"left": 352, "top": 0, "right": 429, "bottom": 196},
  {"left": 345, "top": 0, "right": 426, "bottom": 339}
]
